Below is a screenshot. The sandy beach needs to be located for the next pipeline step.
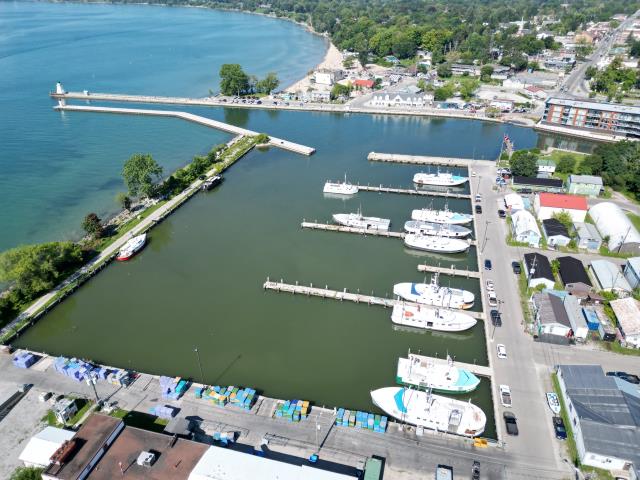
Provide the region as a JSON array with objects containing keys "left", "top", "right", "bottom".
[{"left": 285, "top": 41, "right": 343, "bottom": 93}]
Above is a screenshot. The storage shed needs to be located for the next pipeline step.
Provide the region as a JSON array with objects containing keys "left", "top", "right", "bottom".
[
  {"left": 574, "top": 222, "right": 602, "bottom": 251},
  {"left": 19, "top": 427, "right": 75, "bottom": 468},
  {"left": 542, "top": 218, "right": 571, "bottom": 247},
  {"left": 589, "top": 202, "right": 640, "bottom": 254},
  {"left": 610, "top": 298, "right": 640, "bottom": 348}
]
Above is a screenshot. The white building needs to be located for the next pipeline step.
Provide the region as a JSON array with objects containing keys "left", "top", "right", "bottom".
[
  {"left": 504, "top": 193, "right": 525, "bottom": 212},
  {"left": 574, "top": 222, "right": 602, "bottom": 252},
  {"left": 534, "top": 193, "right": 588, "bottom": 223},
  {"left": 511, "top": 210, "right": 541, "bottom": 247},
  {"left": 368, "top": 92, "right": 431, "bottom": 108},
  {"left": 589, "top": 202, "right": 640, "bottom": 254},
  {"left": 610, "top": 298, "right": 640, "bottom": 348},
  {"left": 623, "top": 257, "right": 640, "bottom": 289},
  {"left": 589, "top": 260, "right": 632, "bottom": 296},
  {"left": 19, "top": 427, "right": 75, "bottom": 468},
  {"left": 314, "top": 70, "right": 342, "bottom": 86},
  {"left": 556, "top": 365, "right": 640, "bottom": 474},
  {"left": 489, "top": 99, "right": 515, "bottom": 112}
]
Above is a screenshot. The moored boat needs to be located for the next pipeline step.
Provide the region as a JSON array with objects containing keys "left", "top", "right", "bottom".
[
  {"left": 404, "top": 221, "right": 471, "bottom": 238},
  {"left": 332, "top": 209, "right": 390, "bottom": 231},
  {"left": 393, "top": 273, "right": 474, "bottom": 309},
  {"left": 390, "top": 304, "right": 476, "bottom": 332},
  {"left": 116, "top": 233, "right": 147, "bottom": 261},
  {"left": 396, "top": 353, "right": 480, "bottom": 394},
  {"left": 411, "top": 204, "right": 473, "bottom": 225},
  {"left": 404, "top": 233, "right": 469, "bottom": 253},
  {"left": 323, "top": 174, "right": 358, "bottom": 195},
  {"left": 201, "top": 174, "right": 223, "bottom": 191},
  {"left": 370, "top": 387, "right": 486, "bottom": 437},
  {"left": 546, "top": 392, "right": 561, "bottom": 414},
  {"left": 413, "top": 171, "right": 468, "bottom": 187}
]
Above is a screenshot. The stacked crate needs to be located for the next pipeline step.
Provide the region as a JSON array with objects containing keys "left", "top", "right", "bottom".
[
  {"left": 151, "top": 404, "right": 177, "bottom": 419},
  {"left": 201, "top": 385, "right": 256, "bottom": 410},
  {"left": 274, "top": 399, "right": 309, "bottom": 422},
  {"left": 159, "top": 376, "right": 187, "bottom": 400},
  {"left": 335, "top": 408, "right": 387, "bottom": 433},
  {"left": 12, "top": 351, "right": 39, "bottom": 369}
]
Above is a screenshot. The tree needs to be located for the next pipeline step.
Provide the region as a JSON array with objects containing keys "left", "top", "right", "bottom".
[
  {"left": 575, "top": 38, "right": 593, "bottom": 60},
  {"left": 437, "top": 63, "right": 452, "bottom": 78},
  {"left": 10, "top": 467, "right": 43, "bottom": 480},
  {"left": 555, "top": 155, "right": 576, "bottom": 174},
  {"left": 480, "top": 65, "right": 493, "bottom": 81},
  {"left": 459, "top": 78, "right": 479, "bottom": 100},
  {"left": 631, "top": 39, "right": 640, "bottom": 58},
  {"left": 116, "top": 192, "right": 132, "bottom": 211},
  {"left": 417, "top": 78, "right": 428, "bottom": 91},
  {"left": 82, "top": 213, "right": 104, "bottom": 239},
  {"left": 434, "top": 84, "right": 454, "bottom": 101},
  {"left": 219, "top": 64, "right": 250, "bottom": 96},
  {"left": 552, "top": 211, "right": 573, "bottom": 229},
  {"left": 256, "top": 72, "right": 280, "bottom": 94},
  {"left": 342, "top": 56, "right": 354, "bottom": 68},
  {"left": 122, "top": 153, "right": 163, "bottom": 198},
  {"left": 509, "top": 150, "right": 538, "bottom": 177},
  {"left": 330, "top": 83, "right": 352, "bottom": 100}
]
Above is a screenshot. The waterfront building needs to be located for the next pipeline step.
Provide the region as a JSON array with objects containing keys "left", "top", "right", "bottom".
[
  {"left": 610, "top": 298, "right": 640, "bottom": 348},
  {"left": 511, "top": 210, "right": 541, "bottom": 247},
  {"left": 556, "top": 365, "right": 640, "bottom": 474},
  {"left": 313, "top": 69, "right": 343, "bottom": 86},
  {"left": 534, "top": 193, "right": 588, "bottom": 223},
  {"left": 623, "top": 257, "right": 640, "bottom": 289},
  {"left": 567, "top": 175, "right": 603, "bottom": 197},
  {"left": 368, "top": 91, "right": 431, "bottom": 108},
  {"left": 542, "top": 98, "right": 640, "bottom": 139},
  {"left": 489, "top": 99, "right": 514, "bottom": 112},
  {"left": 574, "top": 222, "right": 602, "bottom": 251},
  {"left": 589, "top": 202, "right": 640, "bottom": 254},
  {"left": 524, "top": 252, "right": 555, "bottom": 289},
  {"left": 542, "top": 218, "right": 570, "bottom": 247},
  {"left": 588, "top": 260, "right": 632, "bottom": 296}
]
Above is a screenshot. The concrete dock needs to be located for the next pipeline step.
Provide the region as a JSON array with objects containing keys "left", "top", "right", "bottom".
[
  {"left": 417, "top": 263, "right": 482, "bottom": 279},
  {"left": 301, "top": 221, "right": 406, "bottom": 238},
  {"left": 358, "top": 184, "right": 470, "bottom": 199},
  {"left": 263, "top": 279, "right": 485, "bottom": 320},
  {"left": 53, "top": 104, "right": 315, "bottom": 156},
  {"left": 368, "top": 152, "right": 478, "bottom": 167}
]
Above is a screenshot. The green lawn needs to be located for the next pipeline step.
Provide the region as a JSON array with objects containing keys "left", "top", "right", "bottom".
[
  {"left": 539, "top": 150, "right": 588, "bottom": 182},
  {"left": 626, "top": 212, "right": 640, "bottom": 232}
]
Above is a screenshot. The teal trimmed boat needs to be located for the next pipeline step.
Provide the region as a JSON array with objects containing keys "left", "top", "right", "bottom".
[{"left": 396, "top": 353, "right": 480, "bottom": 394}]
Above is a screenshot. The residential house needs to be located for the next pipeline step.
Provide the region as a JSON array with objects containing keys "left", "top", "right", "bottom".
[
  {"left": 557, "top": 291, "right": 589, "bottom": 341},
  {"left": 511, "top": 210, "right": 541, "bottom": 247},
  {"left": 368, "top": 92, "right": 430, "bottom": 108},
  {"left": 525, "top": 85, "right": 548, "bottom": 100},
  {"left": 524, "top": 252, "right": 555, "bottom": 289},
  {"left": 623, "top": 257, "right": 640, "bottom": 289},
  {"left": 557, "top": 256, "right": 592, "bottom": 293},
  {"left": 53, "top": 398, "right": 78, "bottom": 425},
  {"left": 568, "top": 175, "right": 603, "bottom": 197},
  {"left": 353, "top": 79, "right": 374, "bottom": 90},
  {"left": 610, "top": 298, "right": 640, "bottom": 348},
  {"left": 574, "top": 222, "right": 602, "bottom": 251},
  {"left": 489, "top": 99, "right": 515, "bottom": 112},
  {"left": 542, "top": 218, "right": 571, "bottom": 247},
  {"left": 537, "top": 158, "right": 556, "bottom": 175},
  {"left": 534, "top": 193, "right": 588, "bottom": 223},
  {"left": 531, "top": 291, "right": 573, "bottom": 344},
  {"left": 512, "top": 176, "right": 564, "bottom": 193},
  {"left": 589, "top": 260, "right": 632, "bottom": 296},
  {"left": 556, "top": 365, "right": 640, "bottom": 474},
  {"left": 544, "top": 51, "right": 576, "bottom": 70},
  {"left": 384, "top": 55, "right": 400, "bottom": 64},
  {"left": 451, "top": 64, "right": 480, "bottom": 76},
  {"left": 309, "top": 91, "right": 331, "bottom": 102}
]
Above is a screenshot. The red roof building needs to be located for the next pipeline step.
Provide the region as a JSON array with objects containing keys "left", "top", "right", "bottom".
[
  {"left": 354, "top": 79, "right": 374, "bottom": 89},
  {"left": 535, "top": 192, "right": 588, "bottom": 223}
]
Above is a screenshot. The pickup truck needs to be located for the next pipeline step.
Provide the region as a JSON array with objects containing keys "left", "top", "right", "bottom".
[{"left": 499, "top": 384, "right": 512, "bottom": 407}]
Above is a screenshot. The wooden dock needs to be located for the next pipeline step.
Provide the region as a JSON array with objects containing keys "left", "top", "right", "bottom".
[
  {"left": 358, "top": 184, "right": 470, "bottom": 199},
  {"left": 263, "top": 280, "right": 485, "bottom": 320},
  {"left": 301, "top": 221, "right": 406, "bottom": 238},
  {"left": 417, "top": 263, "right": 482, "bottom": 279},
  {"left": 53, "top": 104, "right": 315, "bottom": 156},
  {"left": 368, "top": 152, "right": 476, "bottom": 167}
]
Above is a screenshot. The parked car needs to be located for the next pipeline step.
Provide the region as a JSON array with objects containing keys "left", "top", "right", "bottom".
[
  {"left": 496, "top": 344, "right": 507, "bottom": 359},
  {"left": 511, "top": 261, "right": 521, "bottom": 274},
  {"left": 498, "top": 209, "right": 506, "bottom": 218},
  {"left": 484, "top": 259, "right": 492, "bottom": 270},
  {"left": 606, "top": 371, "right": 640, "bottom": 384},
  {"left": 503, "top": 411, "right": 519, "bottom": 435},
  {"left": 499, "top": 385, "right": 512, "bottom": 407},
  {"left": 475, "top": 194, "right": 482, "bottom": 202},
  {"left": 486, "top": 279, "right": 495, "bottom": 291},
  {"left": 475, "top": 204, "right": 482, "bottom": 214},
  {"left": 471, "top": 461, "right": 480, "bottom": 480},
  {"left": 552, "top": 416, "right": 567, "bottom": 440},
  {"left": 490, "top": 309, "right": 502, "bottom": 326},
  {"left": 488, "top": 291, "right": 498, "bottom": 307}
]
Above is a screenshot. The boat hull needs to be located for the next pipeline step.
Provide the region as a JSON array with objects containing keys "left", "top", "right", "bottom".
[
  {"left": 393, "top": 283, "right": 474, "bottom": 309},
  {"left": 390, "top": 304, "right": 476, "bottom": 332},
  {"left": 323, "top": 182, "right": 358, "bottom": 195},
  {"left": 404, "top": 221, "right": 471, "bottom": 238},
  {"left": 332, "top": 214, "right": 390, "bottom": 231},
  {"left": 395, "top": 356, "right": 480, "bottom": 394},
  {"left": 411, "top": 209, "right": 473, "bottom": 225},
  {"left": 116, "top": 234, "right": 147, "bottom": 262},
  {"left": 404, "top": 234, "right": 469, "bottom": 253},
  {"left": 413, "top": 173, "right": 468, "bottom": 187}
]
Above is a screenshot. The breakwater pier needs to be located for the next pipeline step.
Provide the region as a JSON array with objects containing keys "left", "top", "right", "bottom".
[
  {"left": 368, "top": 152, "right": 480, "bottom": 167},
  {"left": 357, "top": 184, "right": 470, "bottom": 199},
  {"left": 53, "top": 104, "right": 315, "bottom": 156}
]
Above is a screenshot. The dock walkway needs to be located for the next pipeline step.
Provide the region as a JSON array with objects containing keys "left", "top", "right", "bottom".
[
  {"left": 358, "top": 184, "right": 470, "bottom": 199},
  {"left": 263, "top": 280, "right": 484, "bottom": 320},
  {"left": 417, "top": 264, "right": 482, "bottom": 279},
  {"left": 368, "top": 152, "right": 477, "bottom": 167},
  {"left": 53, "top": 104, "right": 315, "bottom": 156},
  {"left": 301, "top": 221, "right": 406, "bottom": 238}
]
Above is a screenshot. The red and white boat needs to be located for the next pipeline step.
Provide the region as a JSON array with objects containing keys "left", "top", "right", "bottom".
[{"left": 116, "top": 233, "right": 147, "bottom": 261}]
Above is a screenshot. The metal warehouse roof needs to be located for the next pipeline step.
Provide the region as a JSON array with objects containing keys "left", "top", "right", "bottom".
[{"left": 610, "top": 297, "right": 640, "bottom": 336}]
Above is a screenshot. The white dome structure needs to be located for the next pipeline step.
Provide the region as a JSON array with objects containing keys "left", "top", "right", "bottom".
[{"left": 588, "top": 202, "right": 640, "bottom": 254}]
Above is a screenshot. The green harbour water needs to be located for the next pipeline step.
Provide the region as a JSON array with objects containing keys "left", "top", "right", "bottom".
[{"left": 3, "top": 1, "right": 598, "bottom": 439}]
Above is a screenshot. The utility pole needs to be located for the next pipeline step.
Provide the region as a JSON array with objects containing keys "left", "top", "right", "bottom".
[{"left": 481, "top": 220, "right": 491, "bottom": 253}]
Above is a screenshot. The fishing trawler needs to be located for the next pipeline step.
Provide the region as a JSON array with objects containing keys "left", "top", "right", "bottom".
[
  {"left": 393, "top": 273, "right": 474, "bottom": 309},
  {"left": 323, "top": 174, "right": 358, "bottom": 195},
  {"left": 404, "top": 221, "right": 472, "bottom": 238},
  {"left": 411, "top": 203, "right": 473, "bottom": 225},
  {"left": 332, "top": 208, "right": 390, "bottom": 231},
  {"left": 413, "top": 171, "right": 468, "bottom": 187},
  {"left": 390, "top": 304, "right": 477, "bottom": 332},
  {"left": 116, "top": 233, "right": 147, "bottom": 261},
  {"left": 370, "top": 387, "right": 486, "bottom": 437},
  {"left": 404, "top": 233, "right": 469, "bottom": 253},
  {"left": 396, "top": 352, "right": 480, "bottom": 394}
]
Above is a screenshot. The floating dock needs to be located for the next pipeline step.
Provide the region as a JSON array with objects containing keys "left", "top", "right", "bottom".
[
  {"left": 301, "top": 221, "right": 405, "bottom": 238},
  {"left": 53, "top": 104, "right": 315, "bottom": 156},
  {"left": 417, "top": 263, "right": 482, "bottom": 279},
  {"left": 368, "top": 152, "right": 475, "bottom": 167},
  {"left": 263, "top": 279, "right": 485, "bottom": 320},
  {"left": 357, "top": 184, "right": 470, "bottom": 199}
]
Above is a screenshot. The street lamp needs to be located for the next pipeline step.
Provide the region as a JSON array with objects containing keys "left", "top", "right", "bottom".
[{"left": 193, "top": 347, "right": 205, "bottom": 385}]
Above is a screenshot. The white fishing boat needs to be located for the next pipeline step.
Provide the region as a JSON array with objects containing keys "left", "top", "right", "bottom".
[
  {"left": 404, "top": 221, "right": 471, "bottom": 238},
  {"left": 396, "top": 353, "right": 480, "bottom": 394},
  {"left": 404, "top": 233, "right": 469, "bottom": 253},
  {"left": 371, "top": 387, "right": 486, "bottom": 437},
  {"left": 413, "top": 171, "right": 468, "bottom": 187},
  {"left": 546, "top": 392, "right": 561, "bottom": 414},
  {"left": 332, "top": 209, "right": 390, "bottom": 231},
  {"left": 393, "top": 273, "right": 475, "bottom": 309},
  {"left": 116, "top": 233, "right": 147, "bottom": 261},
  {"left": 323, "top": 174, "right": 358, "bottom": 195},
  {"left": 411, "top": 204, "right": 473, "bottom": 225},
  {"left": 390, "top": 304, "right": 477, "bottom": 332}
]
